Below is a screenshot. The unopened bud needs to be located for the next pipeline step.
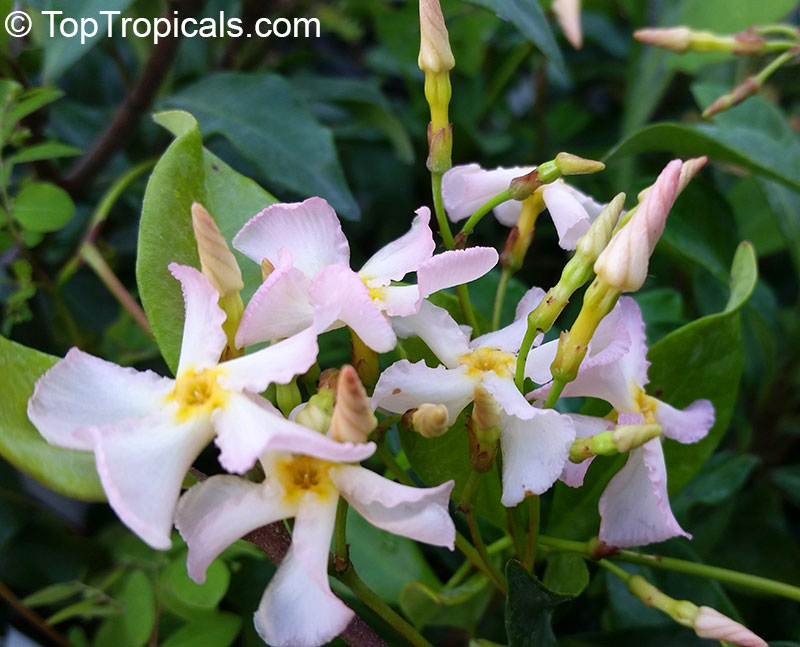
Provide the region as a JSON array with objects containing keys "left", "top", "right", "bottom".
[
  {"left": 418, "top": 0, "right": 455, "bottom": 74},
  {"left": 612, "top": 423, "right": 662, "bottom": 452},
  {"left": 318, "top": 368, "right": 340, "bottom": 394},
  {"left": 575, "top": 192, "right": 625, "bottom": 262},
  {"left": 676, "top": 156, "right": 707, "bottom": 194},
  {"left": 501, "top": 191, "right": 544, "bottom": 272},
  {"left": 296, "top": 389, "right": 335, "bottom": 433},
  {"left": 467, "top": 386, "right": 501, "bottom": 472},
  {"left": 634, "top": 27, "right": 692, "bottom": 52},
  {"left": 330, "top": 365, "right": 377, "bottom": 444},
  {"left": 552, "top": 0, "right": 582, "bottom": 49},
  {"left": 693, "top": 606, "right": 767, "bottom": 647},
  {"left": 702, "top": 77, "right": 760, "bottom": 118},
  {"left": 276, "top": 380, "right": 302, "bottom": 418},
  {"left": 351, "top": 331, "right": 380, "bottom": 393},
  {"left": 404, "top": 403, "right": 450, "bottom": 438},
  {"left": 554, "top": 152, "right": 604, "bottom": 176},
  {"left": 191, "top": 203, "right": 244, "bottom": 296}
]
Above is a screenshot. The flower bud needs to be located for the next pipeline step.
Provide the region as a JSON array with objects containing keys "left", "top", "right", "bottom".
[
  {"left": 575, "top": 192, "right": 625, "bottom": 262},
  {"left": 703, "top": 77, "right": 760, "bottom": 118},
  {"left": 404, "top": 403, "right": 450, "bottom": 439},
  {"left": 634, "top": 27, "right": 692, "bottom": 52},
  {"left": 296, "top": 389, "right": 335, "bottom": 434},
  {"left": 594, "top": 160, "right": 681, "bottom": 292},
  {"left": 418, "top": 0, "right": 455, "bottom": 74},
  {"left": 692, "top": 606, "right": 767, "bottom": 647},
  {"left": 467, "top": 386, "right": 501, "bottom": 472},
  {"left": 330, "top": 365, "right": 377, "bottom": 444},
  {"left": 676, "top": 156, "right": 707, "bottom": 194},
  {"left": 552, "top": 0, "right": 582, "bottom": 49},
  {"left": 191, "top": 203, "right": 244, "bottom": 297},
  {"left": 554, "top": 152, "right": 604, "bottom": 176}
]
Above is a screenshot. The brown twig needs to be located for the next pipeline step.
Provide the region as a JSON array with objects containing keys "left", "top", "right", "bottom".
[{"left": 0, "top": 579, "right": 71, "bottom": 647}]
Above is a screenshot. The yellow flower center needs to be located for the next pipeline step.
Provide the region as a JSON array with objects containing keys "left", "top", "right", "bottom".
[
  {"left": 276, "top": 454, "right": 335, "bottom": 504},
  {"left": 167, "top": 368, "right": 228, "bottom": 421},
  {"left": 361, "top": 276, "right": 385, "bottom": 302},
  {"left": 633, "top": 387, "right": 659, "bottom": 424},
  {"left": 460, "top": 347, "right": 516, "bottom": 378}
]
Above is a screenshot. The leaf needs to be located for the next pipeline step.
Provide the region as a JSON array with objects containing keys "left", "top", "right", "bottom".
[
  {"left": 137, "top": 110, "right": 276, "bottom": 373},
  {"left": 159, "top": 552, "right": 230, "bottom": 618},
  {"left": 48, "top": 597, "right": 120, "bottom": 626},
  {"left": 162, "top": 72, "right": 359, "bottom": 219},
  {"left": 464, "top": 0, "right": 564, "bottom": 75},
  {"left": 505, "top": 560, "right": 570, "bottom": 647},
  {"left": 94, "top": 570, "right": 155, "bottom": 647},
  {"left": 772, "top": 465, "right": 800, "bottom": 507},
  {"left": 23, "top": 581, "right": 83, "bottom": 607},
  {"left": 8, "top": 141, "right": 82, "bottom": 164},
  {"left": 399, "top": 573, "right": 493, "bottom": 631},
  {"left": 542, "top": 552, "right": 590, "bottom": 598},
  {"left": 651, "top": 242, "right": 758, "bottom": 494},
  {"left": 161, "top": 612, "right": 242, "bottom": 647},
  {"left": 0, "top": 335, "right": 105, "bottom": 501},
  {"left": 13, "top": 182, "right": 76, "bottom": 233},
  {"left": 5, "top": 87, "right": 63, "bottom": 133}
]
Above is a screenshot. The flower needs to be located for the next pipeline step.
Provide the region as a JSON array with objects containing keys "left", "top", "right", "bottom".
[
  {"left": 441, "top": 164, "right": 608, "bottom": 249},
  {"left": 418, "top": 0, "right": 455, "bottom": 74},
  {"left": 373, "top": 293, "right": 577, "bottom": 505},
  {"left": 692, "top": 605, "right": 767, "bottom": 647},
  {"left": 175, "top": 379, "right": 455, "bottom": 647},
  {"left": 232, "top": 197, "right": 498, "bottom": 353},
  {"left": 527, "top": 297, "right": 714, "bottom": 547},
  {"left": 553, "top": 0, "right": 582, "bottom": 49},
  {"left": 27, "top": 263, "right": 373, "bottom": 549}
]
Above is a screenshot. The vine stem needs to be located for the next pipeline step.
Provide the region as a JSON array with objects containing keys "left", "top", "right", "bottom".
[
  {"left": 459, "top": 189, "right": 512, "bottom": 240},
  {"left": 491, "top": 267, "right": 512, "bottom": 331}
]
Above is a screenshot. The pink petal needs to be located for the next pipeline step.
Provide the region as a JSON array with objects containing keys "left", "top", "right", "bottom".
[
  {"left": 500, "top": 409, "right": 576, "bottom": 506},
  {"left": 472, "top": 317, "right": 532, "bottom": 355},
  {"left": 27, "top": 348, "right": 173, "bottom": 451},
  {"left": 514, "top": 286, "right": 547, "bottom": 321},
  {"left": 255, "top": 494, "right": 352, "bottom": 647},
  {"left": 693, "top": 606, "right": 768, "bottom": 647},
  {"left": 417, "top": 247, "right": 499, "bottom": 303},
  {"left": 169, "top": 264, "right": 228, "bottom": 375},
  {"left": 392, "top": 299, "right": 470, "bottom": 368},
  {"left": 559, "top": 414, "right": 612, "bottom": 487},
  {"left": 235, "top": 250, "right": 314, "bottom": 348},
  {"left": 176, "top": 475, "right": 295, "bottom": 583},
  {"left": 358, "top": 207, "right": 435, "bottom": 285},
  {"left": 598, "top": 438, "right": 690, "bottom": 548},
  {"left": 233, "top": 198, "right": 350, "bottom": 278},
  {"left": 481, "top": 373, "right": 536, "bottom": 420},
  {"left": 89, "top": 411, "right": 215, "bottom": 549},
  {"left": 374, "top": 284, "right": 422, "bottom": 318},
  {"left": 221, "top": 326, "right": 319, "bottom": 394},
  {"left": 309, "top": 265, "right": 396, "bottom": 353},
  {"left": 372, "top": 360, "right": 477, "bottom": 426},
  {"left": 655, "top": 399, "right": 714, "bottom": 444},
  {"left": 541, "top": 182, "right": 594, "bottom": 249},
  {"left": 442, "top": 164, "right": 531, "bottom": 224},
  {"left": 331, "top": 465, "right": 455, "bottom": 548},
  {"left": 552, "top": 0, "right": 583, "bottom": 49}
]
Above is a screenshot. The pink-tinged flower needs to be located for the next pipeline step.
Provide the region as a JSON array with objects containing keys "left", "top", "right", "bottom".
[
  {"left": 528, "top": 297, "right": 714, "bottom": 547},
  {"left": 553, "top": 0, "right": 582, "bottom": 49},
  {"left": 232, "top": 197, "right": 498, "bottom": 353},
  {"left": 442, "top": 164, "right": 608, "bottom": 249},
  {"left": 692, "top": 606, "right": 767, "bottom": 647},
  {"left": 176, "top": 448, "right": 454, "bottom": 647},
  {"left": 373, "top": 293, "right": 576, "bottom": 505},
  {"left": 27, "top": 264, "right": 373, "bottom": 550}
]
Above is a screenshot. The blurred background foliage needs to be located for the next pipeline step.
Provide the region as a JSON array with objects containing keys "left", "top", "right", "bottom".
[{"left": 1, "top": 0, "right": 799, "bottom": 645}]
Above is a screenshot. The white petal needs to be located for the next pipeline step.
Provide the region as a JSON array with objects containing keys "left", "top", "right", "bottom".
[
  {"left": 514, "top": 286, "right": 547, "bottom": 321},
  {"left": 524, "top": 339, "right": 559, "bottom": 386},
  {"left": 331, "top": 465, "right": 455, "bottom": 548},
  {"left": 541, "top": 182, "right": 600, "bottom": 250},
  {"left": 472, "top": 317, "right": 530, "bottom": 354},
  {"left": 493, "top": 200, "right": 524, "bottom": 227},
  {"left": 655, "top": 399, "right": 714, "bottom": 444},
  {"left": 235, "top": 250, "right": 314, "bottom": 347},
  {"left": 176, "top": 475, "right": 295, "bottom": 583},
  {"left": 233, "top": 197, "right": 350, "bottom": 278},
  {"left": 693, "top": 606, "right": 768, "bottom": 647},
  {"left": 309, "top": 265, "right": 397, "bottom": 353},
  {"left": 375, "top": 284, "right": 422, "bottom": 318},
  {"left": 500, "top": 409, "right": 576, "bottom": 506},
  {"left": 417, "top": 247, "right": 499, "bottom": 301},
  {"left": 442, "top": 164, "right": 531, "bottom": 223},
  {"left": 27, "top": 347, "right": 173, "bottom": 451},
  {"left": 88, "top": 411, "right": 214, "bottom": 550},
  {"left": 372, "top": 360, "right": 477, "bottom": 426},
  {"left": 481, "top": 373, "right": 536, "bottom": 420},
  {"left": 255, "top": 493, "right": 352, "bottom": 647},
  {"left": 598, "top": 439, "right": 690, "bottom": 548},
  {"left": 559, "top": 414, "right": 611, "bottom": 487},
  {"left": 221, "top": 326, "right": 319, "bottom": 394},
  {"left": 359, "top": 207, "right": 435, "bottom": 285},
  {"left": 392, "top": 299, "right": 470, "bottom": 367},
  {"left": 170, "top": 264, "right": 228, "bottom": 375}
]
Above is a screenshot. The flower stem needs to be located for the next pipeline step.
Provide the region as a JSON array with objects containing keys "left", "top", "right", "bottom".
[
  {"left": 459, "top": 189, "right": 512, "bottom": 240},
  {"left": 755, "top": 48, "right": 799, "bottom": 84},
  {"left": 456, "top": 283, "right": 480, "bottom": 334},
  {"left": 431, "top": 172, "right": 455, "bottom": 250},
  {"left": 466, "top": 510, "right": 507, "bottom": 594},
  {"left": 334, "top": 499, "right": 350, "bottom": 571},
  {"left": 522, "top": 495, "right": 540, "bottom": 571},
  {"left": 375, "top": 436, "right": 415, "bottom": 487},
  {"left": 543, "top": 378, "right": 567, "bottom": 409},
  {"left": 491, "top": 267, "right": 512, "bottom": 331},
  {"left": 597, "top": 558, "right": 632, "bottom": 583}
]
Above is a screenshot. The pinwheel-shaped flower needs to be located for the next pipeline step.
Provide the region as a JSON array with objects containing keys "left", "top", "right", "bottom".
[
  {"left": 442, "top": 164, "right": 608, "bottom": 249},
  {"left": 232, "top": 197, "right": 498, "bottom": 353},
  {"left": 373, "top": 293, "right": 577, "bottom": 505},
  {"left": 176, "top": 367, "right": 455, "bottom": 647},
  {"left": 27, "top": 264, "right": 373, "bottom": 549},
  {"left": 527, "top": 297, "right": 714, "bottom": 547}
]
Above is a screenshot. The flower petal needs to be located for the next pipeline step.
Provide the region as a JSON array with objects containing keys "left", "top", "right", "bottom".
[
  {"left": 169, "top": 263, "right": 228, "bottom": 375},
  {"left": 693, "top": 606, "right": 768, "bottom": 647},
  {"left": 88, "top": 411, "right": 214, "bottom": 549},
  {"left": 598, "top": 438, "right": 690, "bottom": 548},
  {"left": 255, "top": 493, "right": 352, "bottom": 647},
  {"left": 392, "top": 299, "right": 470, "bottom": 367},
  {"left": 359, "top": 207, "right": 435, "bottom": 285},
  {"left": 233, "top": 197, "right": 350, "bottom": 278},
  {"left": 500, "top": 409, "right": 576, "bottom": 506},
  {"left": 374, "top": 284, "right": 422, "bottom": 318},
  {"left": 481, "top": 373, "right": 536, "bottom": 419},
  {"left": 221, "top": 326, "right": 319, "bottom": 394},
  {"left": 235, "top": 250, "right": 314, "bottom": 347},
  {"left": 309, "top": 265, "right": 396, "bottom": 353},
  {"left": 559, "top": 414, "right": 612, "bottom": 487},
  {"left": 176, "top": 475, "right": 295, "bottom": 583},
  {"left": 331, "top": 465, "right": 455, "bottom": 548},
  {"left": 27, "top": 347, "right": 173, "bottom": 451},
  {"left": 442, "top": 164, "right": 531, "bottom": 224},
  {"left": 655, "top": 398, "right": 714, "bottom": 444},
  {"left": 417, "top": 247, "right": 499, "bottom": 303},
  {"left": 542, "top": 181, "right": 606, "bottom": 249},
  {"left": 373, "top": 360, "right": 477, "bottom": 426},
  {"left": 514, "top": 286, "right": 547, "bottom": 321}
]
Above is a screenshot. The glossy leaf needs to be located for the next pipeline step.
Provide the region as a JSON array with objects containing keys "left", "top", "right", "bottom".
[
  {"left": 94, "top": 570, "right": 155, "bottom": 647},
  {"left": 0, "top": 335, "right": 105, "bottom": 501},
  {"left": 13, "top": 182, "right": 75, "bottom": 232},
  {"left": 24, "top": 581, "right": 83, "bottom": 607},
  {"left": 399, "top": 573, "right": 493, "bottom": 631},
  {"left": 505, "top": 560, "right": 570, "bottom": 647},
  {"left": 161, "top": 612, "right": 242, "bottom": 647},
  {"left": 159, "top": 551, "right": 230, "bottom": 618},
  {"left": 542, "top": 552, "right": 590, "bottom": 598},
  {"left": 8, "top": 141, "right": 82, "bottom": 164}
]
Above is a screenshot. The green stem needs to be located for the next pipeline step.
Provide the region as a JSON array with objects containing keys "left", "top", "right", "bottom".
[
  {"left": 456, "top": 283, "right": 480, "bottom": 334},
  {"left": 755, "top": 48, "right": 799, "bottom": 84},
  {"left": 597, "top": 558, "right": 632, "bottom": 583},
  {"left": 522, "top": 495, "right": 540, "bottom": 571},
  {"left": 755, "top": 24, "right": 800, "bottom": 40},
  {"left": 543, "top": 378, "right": 566, "bottom": 409},
  {"left": 375, "top": 437, "right": 415, "bottom": 487},
  {"left": 431, "top": 172, "right": 455, "bottom": 250},
  {"left": 446, "top": 535, "right": 513, "bottom": 590},
  {"left": 454, "top": 532, "right": 504, "bottom": 592},
  {"left": 334, "top": 499, "right": 349, "bottom": 569},
  {"left": 466, "top": 509, "right": 506, "bottom": 594},
  {"left": 460, "top": 189, "right": 512, "bottom": 240},
  {"left": 458, "top": 470, "right": 481, "bottom": 511},
  {"left": 491, "top": 267, "right": 512, "bottom": 331},
  {"left": 335, "top": 567, "right": 434, "bottom": 647}
]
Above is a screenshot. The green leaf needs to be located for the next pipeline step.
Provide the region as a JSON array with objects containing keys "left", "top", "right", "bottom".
[
  {"left": 13, "top": 182, "right": 76, "bottom": 233},
  {"left": 23, "top": 581, "right": 83, "bottom": 607},
  {"left": 0, "top": 335, "right": 105, "bottom": 501},
  {"left": 137, "top": 110, "right": 276, "bottom": 373},
  {"left": 48, "top": 597, "right": 120, "bottom": 626},
  {"left": 162, "top": 73, "right": 359, "bottom": 219},
  {"left": 399, "top": 573, "right": 493, "bottom": 631},
  {"left": 159, "top": 551, "right": 230, "bottom": 618},
  {"left": 8, "top": 141, "right": 82, "bottom": 164},
  {"left": 542, "top": 552, "right": 590, "bottom": 598},
  {"left": 5, "top": 87, "right": 63, "bottom": 134},
  {"left": 94, "top": 570, "right": 155, "bottom": 647},
  {"left": 464, "top": 0, "right": 564, "bottom": 75},
  {"left": 161, "top": 612, "right": 242, "bottom": 647},
  {"left": 505, "top": 560, "right": 570, "bottom": 647},
  {"left": 772, "top": 465, "right": 800, "bottom": 507},
  {"left": 651, "top": 242, "right": 758, "bottom": 493}
]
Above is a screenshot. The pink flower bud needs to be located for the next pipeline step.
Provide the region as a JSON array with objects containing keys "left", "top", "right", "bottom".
[
  {"left": 418, "top": 0, "right": 455, "bottom": 74},
  {"left": 634, "top": 27, "right": 692, "bottom": 52},
  {"left": 693, "top": 606, "right": 767, "bottom": 647},
  {"left": 553, "top": 0, "right": 583, "bottom": 49}
]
